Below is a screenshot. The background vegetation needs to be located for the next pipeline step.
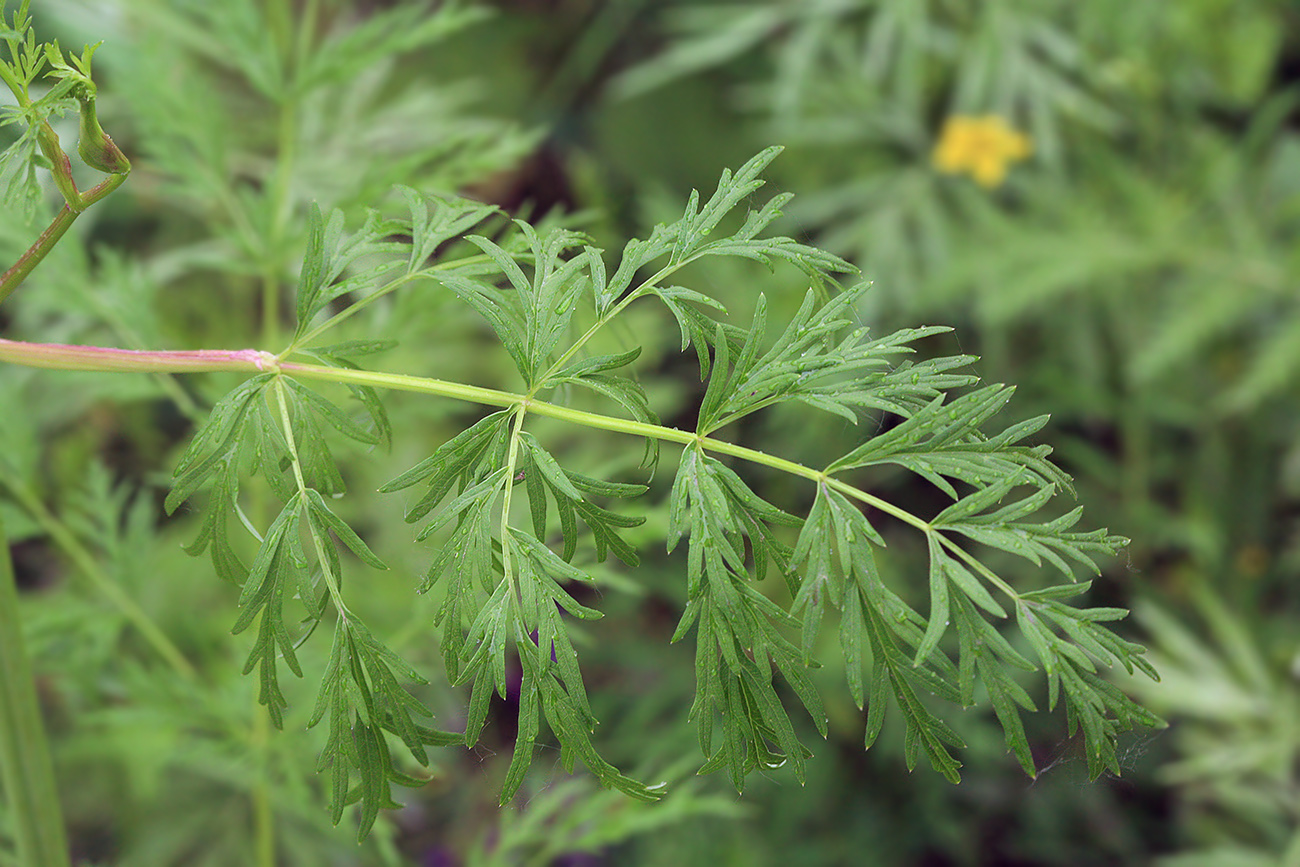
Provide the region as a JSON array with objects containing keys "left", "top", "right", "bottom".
[{"left": 2, "top": 0, "right": 1298, "bottom": 864}]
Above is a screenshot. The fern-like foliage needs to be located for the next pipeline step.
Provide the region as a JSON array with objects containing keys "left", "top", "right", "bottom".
[
  {"left": 161, "top": 148, "right": 1161, "bottom": 838},
  {"left": 0, "top": 0, "right": 83, "bottom": 220}
]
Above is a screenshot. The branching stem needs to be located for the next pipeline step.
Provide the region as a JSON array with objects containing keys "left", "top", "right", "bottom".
[
  {"left": 0, "top": 124, "right": 130, "bottom": 303},
  {"left": 935, "top": 530, "right": 1022, "bottom": 603},
  {"left": 0, "top": 338, "right": 951, "bottom": 562},
  {"left": 271, "top": 377, "right": 350, "bottom": 622},
  {"left": 288, "top": 254, "right": 497, "bottom": 352},
  {"left": 0, "top": 205, "right": 78, "bottom": 303},
  {"left": 498, "top": 405, "right": 529, "bottom": 598},
  {"left": 534, "top": 255, "right": 705, "bottom": 392}
]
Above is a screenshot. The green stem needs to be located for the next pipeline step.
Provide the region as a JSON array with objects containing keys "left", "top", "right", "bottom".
[
  {"left": 0, "top": 205, "right": 78, "bottom": 304},
  {"left": 0, "top": 512, "right": 72, "bottom": 867},
  {"left": 271, "top": 377, "right": 350, "bottom": 620},
  {"left": 532, "top": 255, "right": 705, "bottom": 392},
  {"left": 295, "top": 0, "right": 322, "bottom": 80},
  {"left": 498, "top": 406, "right": 529, "bottom": 595},
  {"left": 2, "top": 56, "right": 131, "bottom": 303},
  {"left": 258, "top": 103, "right": 295, "bottom": 349},
  {"left": 34, "top": 124, "right": 82, "bottom": 211},
  {"left": 250, "top": 693, "right": 275, "bottom": 867},
  {"left": 934, "top": 530, "right": 1021, "bottom": 604},
  {"left": 0, "top": 165, "right": 129, "bottom": 305},
  {"left": 287, "top": 254, "right": 496, "bottom": 352},
  {"left": 278, "top": 362, "right": 938, "bottom": 538},
  {"left": 0, "top": 339, "right": 940, "bottom": 542},
  {"left": 258, "top": 0, "right": 310, "bottom": 358},
  {"left": 0, "top": 61, "right": 29, "bottom": 107}
]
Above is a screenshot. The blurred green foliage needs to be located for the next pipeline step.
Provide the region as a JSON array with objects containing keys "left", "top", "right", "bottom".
[
  {"left": 1122, "top": 586, "right": 1300, "bottom": 866},
  {"left": 2, "top": 0, "right": 1298, "bottom": 864}
]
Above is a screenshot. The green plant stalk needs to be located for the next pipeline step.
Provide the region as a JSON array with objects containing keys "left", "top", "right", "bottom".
[
  {"left": 0, "top": 204, "right": 79, "bottom": 304},
  {"left": 0, "top": 512, "right": 72, "bottom": 867},
  {"left": 0, "top": 62, "right": 27, "bottom": 109},
  {"left": 0, "top": 105, "right": 130, "bottom": 304},
  {"left": 272, "top": 377, "right": 351, "bottom": 620},
  {"left": 0, "top": 337, "right": 934, "bottom": 535},
  {"left": 250, "top": 693, "right": 275, "bottom": 867},
  {"left": 498, "top": 406, "right": 530, "bottom": 596},
  {"left": 34, "top": 125, "right": 84, "bottom": 211},
  {"left": 0, "top": 336, "right": 1047, "bottom": 616},
  {"left": 288, "top": 253, "right": 499, "bottom": 350},
  {"left": 0, "top": 171, "right": 129, "bottom": 304},
  {"left": 533, "top": 257, "right": 705, "bottom": 392}
]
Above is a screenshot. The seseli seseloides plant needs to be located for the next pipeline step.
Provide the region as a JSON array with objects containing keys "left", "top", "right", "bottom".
[{"left": 1, "top": 3, "right": 1161, "bottom": 849}]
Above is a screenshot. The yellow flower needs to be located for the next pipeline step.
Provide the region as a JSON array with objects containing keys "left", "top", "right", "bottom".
[{"left": 932, "top": 115, "right": 1032, "bottom": 188}]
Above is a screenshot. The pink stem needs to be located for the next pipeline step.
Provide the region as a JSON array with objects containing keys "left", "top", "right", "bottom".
[{"left": 0, "top": 338, "right": 278, "bottom": 374}]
